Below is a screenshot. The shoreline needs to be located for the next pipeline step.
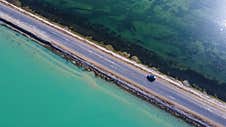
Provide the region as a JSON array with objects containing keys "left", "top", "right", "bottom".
[{"left": 0, "top": 1, "right": 226, "bottom": 126}]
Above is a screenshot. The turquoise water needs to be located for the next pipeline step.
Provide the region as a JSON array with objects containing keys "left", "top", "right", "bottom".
[{"left": 0, "top": 25, "right": 191, "bottom": 126}]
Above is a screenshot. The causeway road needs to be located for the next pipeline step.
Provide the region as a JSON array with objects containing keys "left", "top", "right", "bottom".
[{"left": 0, "top": 1, "right": 226, "bottom": 126}]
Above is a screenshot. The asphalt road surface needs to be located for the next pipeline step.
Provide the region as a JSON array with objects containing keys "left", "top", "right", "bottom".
[{"left": 0, "top": 2, "right": 226, "bottom": 126}]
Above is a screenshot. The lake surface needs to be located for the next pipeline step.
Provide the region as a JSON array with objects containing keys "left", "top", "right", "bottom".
[
  {"left": 14, "top": 0, "right": 226, "bottom": 101},
  {"left": 0, "top": 25, "right": 191, "bottom": 126}
]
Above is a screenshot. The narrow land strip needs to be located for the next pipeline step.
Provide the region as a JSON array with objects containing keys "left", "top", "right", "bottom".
[{"left": 0, "top": 1, "right": 226, "bottom": 126}]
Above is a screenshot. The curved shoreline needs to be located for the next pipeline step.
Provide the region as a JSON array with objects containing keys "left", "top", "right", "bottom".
[{"left": 0, "top": 1, "right": 225, "bottom": 126}]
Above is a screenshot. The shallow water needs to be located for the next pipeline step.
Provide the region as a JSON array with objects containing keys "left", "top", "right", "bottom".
[
  {"left": 16, "top": 0, "right": 226, "bottom": 101},
  {"left": 0, "top": 25, "right": 191, "bottom": 127}
]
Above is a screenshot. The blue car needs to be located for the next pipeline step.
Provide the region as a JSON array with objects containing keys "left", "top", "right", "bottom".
[{"left": 146, "top": 75, "right": 156, "bottom": 82}]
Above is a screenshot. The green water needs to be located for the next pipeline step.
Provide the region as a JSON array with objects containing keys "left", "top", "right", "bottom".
[
  {"left": 0, "top": 25, "right": 191, "bottom": 126},
  {"left": 13, "top": 0, "right": 226, "bottom": 101}
]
